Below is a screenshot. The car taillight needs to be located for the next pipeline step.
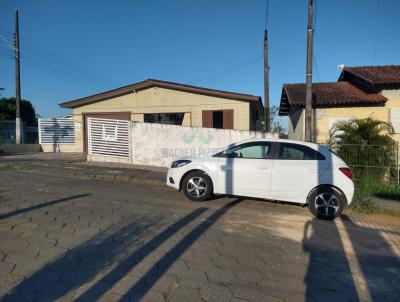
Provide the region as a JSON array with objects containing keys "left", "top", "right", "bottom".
[{"left": 339, "top": 167, "right": 352, "bottom": 180}]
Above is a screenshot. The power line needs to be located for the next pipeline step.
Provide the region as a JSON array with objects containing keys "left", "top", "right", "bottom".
[
  {"left": 312, "top": 0, "right": 321, "bottom": 82},
  {"left": 265, "top": 0, "right": 270, "bottom": 29},
  {"left": 373, "top": 0, "right": 380, "bottom": 64},
  {"left": 0, "top": 42, "right": 103, "bottom": 91},
  {"left": 313, "top": 0, "right": 319, "bottom": 31},
  {"left": 186, "top": 55, "right": 263, "bottom": 85},
  {"left": 315, "top": 32, "right": 338, "bottom": 65},
  {"left": 0, "top": 33, "right": 105, "bottom": 89},
  {"left": 313, "top": 48, "right": 322, "bottom": 82},
  {"left": 0, "top": 34, "right": 116, "bottom": 90},
  {"left": 20, "top": 37, "right": 119, "bottom": 87},
  {"left": 0, "top": 31, "right": 120, "bottom": 90}
]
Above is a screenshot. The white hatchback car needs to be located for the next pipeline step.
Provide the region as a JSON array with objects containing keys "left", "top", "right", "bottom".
[{"left": 166, "top": 138, "right": 354, "bottom": 219}]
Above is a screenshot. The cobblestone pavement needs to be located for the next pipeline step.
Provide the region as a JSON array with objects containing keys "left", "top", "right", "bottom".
[{"left": 0, "top": 154, "right": 399, "bottom": 301}]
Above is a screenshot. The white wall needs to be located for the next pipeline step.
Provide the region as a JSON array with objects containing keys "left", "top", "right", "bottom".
[
  {"left": 131, "top": 122, "right": 277, "bottom": 167},
  {"left": 287, "top": 107, "right": 304, "bottom": 141},
  {"left": 41, "top": 143, "right": 80, "bottom": 153}
]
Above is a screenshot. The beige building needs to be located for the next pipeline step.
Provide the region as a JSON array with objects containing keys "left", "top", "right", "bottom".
[
  {"left": 59, "top": 79, "right": 263, "bottom": 152},
  {"left": 279, "top": 65, "right": 400, "bottom": 143}
]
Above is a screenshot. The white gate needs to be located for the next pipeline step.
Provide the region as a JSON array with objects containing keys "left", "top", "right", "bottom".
[
  {"left": 87, "top": 118, "right": 130, "bottom": 158},
  {"left": 39, "top": 118, "right": 75, "bottom": 144}
]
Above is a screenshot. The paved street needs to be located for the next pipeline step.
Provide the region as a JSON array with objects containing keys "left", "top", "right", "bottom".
[{"left": 0, "top": 154, "right": 399, "bottom": 302}]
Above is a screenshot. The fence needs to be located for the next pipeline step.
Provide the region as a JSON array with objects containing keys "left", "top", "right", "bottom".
[
  {"left": 323, "top": 141, "right": 400, "bottom": 188},
  {"left": 0, "top": 120, "right": 38, "bottom": 144},
  {"left": 38, "top": 118, "right": 75, "bottom": 152}
]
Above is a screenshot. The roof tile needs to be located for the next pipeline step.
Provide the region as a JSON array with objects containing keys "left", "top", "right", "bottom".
[
  {"left": 342, "top": 65, "right": 400, "bottom": 87},
  {"left": 279, "top": 81, "right": 386, "bottom": 115}
]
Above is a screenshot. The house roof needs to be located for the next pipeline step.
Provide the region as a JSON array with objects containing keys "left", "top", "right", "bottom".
[
  {"left": 279, "top": 81, "right": 387, "bottom": 115},
  {"left": 339, "top": 65, "right": 400, "bottom": 88},
  {"left": 59, "top": 79, "right": 262, "bottom": 109}
]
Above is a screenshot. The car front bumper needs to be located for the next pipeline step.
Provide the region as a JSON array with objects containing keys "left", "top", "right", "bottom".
[{"left": 166, "top": 168, "right": 181, "bottom": 190}]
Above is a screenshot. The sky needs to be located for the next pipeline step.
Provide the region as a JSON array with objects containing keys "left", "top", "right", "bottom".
[{"left": 0, "top": 0, "right": 399, "bottom": 122}]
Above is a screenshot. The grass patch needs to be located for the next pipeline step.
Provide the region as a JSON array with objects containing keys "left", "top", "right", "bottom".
[
  {"left": 354, "top": 176, "right": 400, "bottom": 200},
  {"left": 349, "top": 190, "right": 400, "bottom": 216},
  {"left": 372, "top": 184, "right": 400, "bottom": 200},
  {"left": 350, "top": 193, "right": 379, "bottom": 214}
]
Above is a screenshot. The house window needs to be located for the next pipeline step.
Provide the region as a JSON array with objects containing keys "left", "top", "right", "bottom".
[
  {"left": 202, "top": 110, "right": 233, "bottom": 129},
  {"left": 390, "top": 108, "right": 400, "bottom": 133},
  {"left": 212, "top": 111, "right": 224, "bottom": 129},
  {"left": 144, "top": 113, "right": 184, "bottom": 125}
]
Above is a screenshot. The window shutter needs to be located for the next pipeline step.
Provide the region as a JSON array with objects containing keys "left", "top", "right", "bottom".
[
  {"left": 223, "top": 110, "right": 234, "bottom": 129},
  {"left": 202, "top": 110, "right": 213, "bottom": 128},
  {"left": 390, "top": 108, "right": 400, "bottom": 133}
]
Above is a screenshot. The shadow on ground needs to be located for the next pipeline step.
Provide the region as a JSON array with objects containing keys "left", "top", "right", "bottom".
[
  {"left": 303, "top": 216, "right": 400, "bottom": 302},
  {"left": 0, "top": 194, "right": 89, "bottom": 221},
  {"left": 3, "top": 198, "right": 243, "bottom": 301}
]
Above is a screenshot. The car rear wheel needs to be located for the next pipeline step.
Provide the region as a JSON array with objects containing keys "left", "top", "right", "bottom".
[
  {"left": 182, "top": 172, "right": 213, "bottom": 202},
  {"left": 307, "top": 186, "right": 345, "bottom": 220}
]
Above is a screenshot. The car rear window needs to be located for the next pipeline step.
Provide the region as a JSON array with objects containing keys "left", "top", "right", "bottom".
[{"left": 278, "top": 143, "right": 325, "bottom": 160}]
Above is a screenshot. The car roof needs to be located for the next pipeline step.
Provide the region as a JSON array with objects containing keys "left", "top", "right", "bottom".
[
  {"left": 228, "top": 138, "right": 331, "bottom": 154},
  {"left": 230, "top": 137, "right": 319, "bottom": 147}
]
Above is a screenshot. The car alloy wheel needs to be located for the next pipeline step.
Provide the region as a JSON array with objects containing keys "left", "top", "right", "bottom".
[
  {"left": 186, "top": 176, "right": 207, "bottom": 198},
  {"left": 314, "top": 192, "right": 339, "bottom": 217}
]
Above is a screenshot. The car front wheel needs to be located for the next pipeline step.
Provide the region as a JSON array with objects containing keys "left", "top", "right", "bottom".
[
  {"left": 182, "top": 172, "right": 213, "bottom": 202},
  {"left": 307, "top": 186, "right": 345, "bottom": 220}
]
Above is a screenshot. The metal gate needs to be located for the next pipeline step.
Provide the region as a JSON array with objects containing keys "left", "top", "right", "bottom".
[
  {"left": 87, "top": 117, "right": 130, "bottom": 158},
  {"left": 39, "top": 118, "right": 75, "bottom": 144}
]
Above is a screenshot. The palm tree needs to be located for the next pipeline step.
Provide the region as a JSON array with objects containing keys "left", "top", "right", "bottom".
[{"left": 329, "top": 117, "right": 396, "bottom": 181}]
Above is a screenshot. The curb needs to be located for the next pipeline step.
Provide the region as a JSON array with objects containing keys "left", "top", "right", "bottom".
[{"left": 92, "top": 174, "right": 165, "bottom": 187}]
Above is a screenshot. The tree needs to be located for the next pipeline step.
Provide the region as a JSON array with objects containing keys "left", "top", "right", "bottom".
[
  {"left": 270, "top": 105, "right": 287, "bottom": 138},
  {"left": 0, "top": 97, "right": 38, "bottom": 126},
  {"left": 329, "top": 117, "right": 395, "bottom": 181},
  {"left": 256, "top": 105, "right": 287, "bottom": 138}
]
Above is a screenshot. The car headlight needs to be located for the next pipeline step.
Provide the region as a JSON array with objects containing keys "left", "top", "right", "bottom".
[{"left": 171, "top": 160, "right": 192, "bottom": 168}]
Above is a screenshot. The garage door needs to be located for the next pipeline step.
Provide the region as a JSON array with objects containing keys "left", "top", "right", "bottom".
[{"left": 87, "top": 117, "right": 130, "bottom": 158}]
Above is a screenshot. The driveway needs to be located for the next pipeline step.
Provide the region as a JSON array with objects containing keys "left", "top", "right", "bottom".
[{"left": 0, "top": 154, "right": 399, "bottom": 301}]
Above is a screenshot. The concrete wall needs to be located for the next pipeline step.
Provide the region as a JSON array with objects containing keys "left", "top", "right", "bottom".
[
  {"left": 0, "top": 144, "right": 41, "bottom": 154},
  {"left": 41, "top": 143, "right": 80, "bottom": 153},
  {"left": 131, "top": 122, "right": 277, "bottom": 167}
]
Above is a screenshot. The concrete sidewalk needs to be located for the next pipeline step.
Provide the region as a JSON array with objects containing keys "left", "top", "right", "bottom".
[{"left": 372, "top": 197, "right": 400, "bottom": 212}]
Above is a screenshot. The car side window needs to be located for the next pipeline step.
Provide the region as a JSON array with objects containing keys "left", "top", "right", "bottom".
[
  {"left": 216, "top": 142, "right": 272, "bottom": 159},
  {"left": 278, "top": 143, "right": 325, "bottom": 160}
]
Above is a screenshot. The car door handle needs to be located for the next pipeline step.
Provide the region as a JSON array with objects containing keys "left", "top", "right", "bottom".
[
  {"left": 308, "top": 169, "right": 318, "bottom": 173},
  {"left": 258, "top": 166, "right": 270, "bottom": 170}
]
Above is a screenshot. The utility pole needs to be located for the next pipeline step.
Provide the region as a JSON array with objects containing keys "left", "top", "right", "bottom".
[
  {"left": 263, "top": 29, "right": 270, "bottom": 132},
  {"left": 304, "top": 0, "right": 314, "bottom": 142},
  {"left": 15, "top": 10, "right": 22, "bottom": 144}
]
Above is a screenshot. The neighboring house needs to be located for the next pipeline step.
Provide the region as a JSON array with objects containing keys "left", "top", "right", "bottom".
[
  {"left": 59, "top": 79, "right": 263, "bottom": 152},
  {"left": 279, "top": 65, "right": 400, "bottom": 142}
]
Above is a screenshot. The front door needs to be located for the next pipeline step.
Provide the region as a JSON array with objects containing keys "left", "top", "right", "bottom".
[{"left": 215, "top": 141, "right": 274, "bottom": 199}]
